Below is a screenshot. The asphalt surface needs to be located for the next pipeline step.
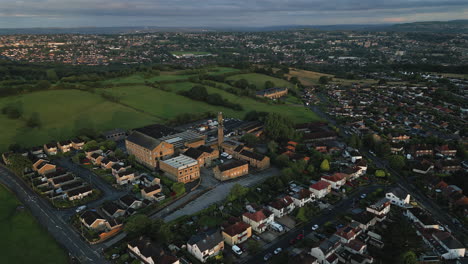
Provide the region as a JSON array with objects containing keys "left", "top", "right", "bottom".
[
  {"left": 0, "top": 165, "right": 107, "bottom": 264},
  {"left": 243, "top": 185, "right": 387, "bottom": 264}
]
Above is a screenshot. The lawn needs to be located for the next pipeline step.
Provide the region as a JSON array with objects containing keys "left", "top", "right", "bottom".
[
  {"left": 120, "top": 82, "right": 318, "bottom": 122},
  {"left": 0, "top": 185, "right": 68, "bottom": 264},
  {"left": 0, "top": 89, "right": 159, "bottom": 151},
  {"left": 288, "top": 68, "right": 378, "bottom": 86},
  {"left": 227, "top": 73, "right": 295, "bottom": 89}
]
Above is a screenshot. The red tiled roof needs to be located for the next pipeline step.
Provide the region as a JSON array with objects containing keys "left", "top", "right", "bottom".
[
  {"left": 310, "top": 180, "right": 331, "bottom": 191},
  {"left": 323, "top": 172, "right": 347, "bottom": 182},
  {"left": 243, "top": 210, "right": 266, "bottom": 222},
  {"left": 223, "top": 222, "right": 250, "bottom": 237}
]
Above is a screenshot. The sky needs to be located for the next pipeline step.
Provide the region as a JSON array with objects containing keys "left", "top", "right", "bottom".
[{"left": 0, "top": 0, "right": 467, "bottom": 28}]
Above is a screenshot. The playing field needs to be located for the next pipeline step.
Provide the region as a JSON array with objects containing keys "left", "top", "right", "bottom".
[
  {"left": 0, "top": 90, "right": 158, "bottom": 151},
  {"left": 0, "top": 185, "right": 68, "bottom": 264},
  {"left": 227, "top": 73, "right": 295, "bottom": 89}
]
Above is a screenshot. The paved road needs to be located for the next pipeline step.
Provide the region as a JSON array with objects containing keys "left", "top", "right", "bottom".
[
  {"left": 243, "top": 185, "right": 388, "bottom": 264},
  {"left": 0, "top": 166, "right": 107, "bottom": 264},
  {"left": 155, "top": 167, "right": 280, "bottom": 222}
]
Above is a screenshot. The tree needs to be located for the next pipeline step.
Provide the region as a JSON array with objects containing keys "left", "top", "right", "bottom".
[
  {"left": 319, "top": 76, "right": 329, "bottom": 85},
  {"left": 264, "top": 113, "right": 295, "bottom": 141},
  {"left": 46, "top": 69, "right": 58, "bottom": 81},
  {"left": 389, "top": 155, "right": 405, "bottom": 170},
  {"left": 267, "top": 140, "right": 279, "bottom": 154},
  {"left": 26, "top": 112, "right": 41, "bottom": 128},
  {"left": 83, "top": 140, "right": 99, "bottom": 151},
  {"left": 35, "top": 80, "right": 51, "bottom": 90},
  {"left": 102, "top": 140, "right": 117, "bottom": 151},
  {"left": 375, "top": 170, "right": 386, "bottom": 177},
  {"left": 124, "top": 214, "right": 152, "bottom": 237},
  {"left": 264, "top": 80, "right": 275, "bottom": 89},
  {"left": 234, "top": 79, "right": 249, "bottom": 89},
  {"left": 320, "top": 159, "right": 330, "bottom": 171},
  {"left": 241, "top": 133, "right": 258, "bottom": 146},
  {"left": 188, "top": 85, "right": 208, "bottom": 100},
  {"left": 1, "top": 103, "right": 23, "bottom": 119},
  {"left": 348, "top": 134, "right": 362, "bottom": 149},
  {"left": 275, "top": 154, "right": 290, "bottom": 167},
  {"left": 227, "top": 184, "right": 249, "bottom": 202},
  {"left": 171, "top": 182, "right": 186, "bottom": 196},
  {"left": 7, "top": 153, "right": 32, "bottom": 177},
  {"left": 307, "top": 164, "right": 315, "bottom": 174},
  {"left": 401, "top": 251, "right": 418, "bottom": 264}
]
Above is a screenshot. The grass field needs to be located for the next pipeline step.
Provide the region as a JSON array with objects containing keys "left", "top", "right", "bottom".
[
  {"left": 0, "top": 185, "right": 68, "bottom": 264},
  {"left": 171, "top": 51, "right": 211, "bottom": 56},
  {"left": 101, "top": 83, "right": 319, "bottom": 123},
  {"left": 288, "top": 68, "right": 378, "bottom": 86},
  {"left": 0, "top": 90, "right": 158, "bottom": 151},
  {"left": 227, "top": 73, "right": 295, "bottom": 89}
]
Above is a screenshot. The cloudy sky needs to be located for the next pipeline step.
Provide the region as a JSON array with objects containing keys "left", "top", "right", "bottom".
[{"left": 0, "top": 0, "right": 467, "bottom": 28}]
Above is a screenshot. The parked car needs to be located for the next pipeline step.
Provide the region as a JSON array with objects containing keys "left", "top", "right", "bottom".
[
  {"left": 311, "top": 224, "right": 319, "bottom": 231},
  {"left": 270, "top": 222, "right": 284, "bottom": 232},
  {"left": 296, "top": 234, "right": 304, "bottom": 240},
  {"left": 274, "top": 248, "right": 282, "bottom": 255},
  {"left": 232, "top": 245, "right": 243, "bottom": 255},
  {"left": 264, "top": 253, "right": 273, "bottom": 261},
  {"left": 75, "top": 205, "right": 87, "bottom": 213},
  {"left": 360, "top": 193, "right": 367, "bottom": 199}
]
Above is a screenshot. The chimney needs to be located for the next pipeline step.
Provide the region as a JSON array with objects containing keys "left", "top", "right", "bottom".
[{"left": 217, "top": 112, "right": 224, "bottom": 150}]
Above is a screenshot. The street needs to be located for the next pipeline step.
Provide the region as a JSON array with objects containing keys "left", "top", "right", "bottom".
[{"left": 0, "top": 165, "right": 107, "bottom": 264}]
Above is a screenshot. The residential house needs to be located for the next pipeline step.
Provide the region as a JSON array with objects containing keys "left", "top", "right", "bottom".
[
  {"left": 44, "top": 143, "right": 58, "bottom": 155},
  {"left": 435, "top": 145, "right": 457, "bottom": 157},
  {"left": 119, "top": 195, "right": 143, "bottom": 210},
  {"left": 222, "top": 221, "right": 252, "bottom": 246},
  {"left": 385, "top": 188, "right": 410, "bottom": 208},
  {"left": 242, "top": 209, "right": 274, "bottom": 234},
  {"left": 89, "top": 153, "right": 104, "bottom": 166},
  {"left": 67, "top": 185, "right": 93, "bottom": 201},
  {"left": 80, "top": 211, "right": 109, "bottom": 232},
  {"left": 116, "top": 169, "right": 138, "bottom": 185},
  {"left": 102, "top": 203, "right": 126, "bottom": 219},
  {"left": 71, "top": 138, "right": 85, "bottom": 150},
  {"left": 268, "top": 196, "right": 295, "bottom": 218},
  {"left": 303, "top": 130, "right": 338, "bottom": 142},
  {"left": 366, "top": 198, "right": 391, "bottom": 221},
  {"left": 291, "top": 188, "right": 314, "bottom": 207},
  {"left": 335, "top": 225, "right": 362, "bottom": 244},
  {"left": 187, "top": 229, "right": 224, "bottom": 263},
  {"left": 213, "top": 160, "right": 249, "bottom": 181},
  {"left": 432, "top": 231, "right": 466, "bottom": 259},
  {"left": 404, "top": 207, "right": 442, "bottom": 230},
  {"left": 128, "top": 236, "right": 179, "bottom": 264},
  {"left": 389, "top": 134, "right": 410, "bottom": 143},
  {"left": 32, "top": 159, "right": 56, "bottom": 175},
  {"left": 413, "top": 144, "right": 433, "bottom": 157},
  {"left": 310, "top": 235, "right": 341, "bottom": 264},
  {"left": 321, "top": 173, "right": 347, "bottom": 190},
  {"left": 57, "top": 140, "right": 73, "bottom": 153},
  {"left": 310, "top": 180, "right": 332, "bottom": 199},
  {"left": 85, "top": 147, "right": 103, "bottom": 159},
  {"left": 141, "top": 185, "right": 164, "bottom": 202},
  {"left": 159, "top": 155, "right": 200, "bottom": 183}
]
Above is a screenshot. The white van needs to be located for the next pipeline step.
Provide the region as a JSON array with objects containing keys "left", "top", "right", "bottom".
[
  {"left": 232, "top": 245, "right": 243, "bottom": 255},
  {"left": 270, "top": 222, "right": 284, "bottom": 232}
]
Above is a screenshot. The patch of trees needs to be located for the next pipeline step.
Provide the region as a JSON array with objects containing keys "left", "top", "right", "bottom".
[
  {"left": 1, "top": 102, "right": 23, "bottom": 119},
  {"left": 179, "top": 85, "right": 243, "bottom": 111},
  {"left": 263, "top": 113, "right": 297, "bottom": 141}
]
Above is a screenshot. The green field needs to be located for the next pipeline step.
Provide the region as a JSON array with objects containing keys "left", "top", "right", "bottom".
[
  {"left": 0, "top": 90, "right": 158, "bottom": 151},
  {"left": 0, "top": 185, "right": 68, "bottom": 264},
  {"left": 103, "top": 82, "right": 319, "bottom": 122},
  {"left": 227, "top": 73, "right": 295, "bottom": 89}
]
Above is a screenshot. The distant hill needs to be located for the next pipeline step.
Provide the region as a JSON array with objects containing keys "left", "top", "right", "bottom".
[
  {"left": 383, "top": 20, "right": 468, "bottom": 33},
  {"left": 0, "top": 20, "right": 466, "bottom": 34}
]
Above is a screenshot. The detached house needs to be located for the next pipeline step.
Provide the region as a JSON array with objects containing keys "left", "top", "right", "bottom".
[
  {"left": 187, "top": 229, "right": 224, "bottom": 263},
  {"left": 242, "top": 209, "right": 274, "bottom": 234},
  {"left": 366, "top": 198, "right": 391, "bottom": 221},
  {"left": 44, "top": 143, "right": 58, "bottom": 155},
  {"left": 310, "top": 180, "right": 331, "bottom": 199},
  {"left": 80, "top": 211, "right": 109, "bottom": 232},
  {"left": 141, "top": 185, "right": 165, "bottom": 202},
  {"left": 33, "top": 159, "right": 56, "bottom": 175},
  {"left": 385, "top": 188, "right": 410, "bottom": 208},
  {"left": 128, "top": 236, "right": 179, "bottom": 264},
  {"left": 335, "top": 225, "right": 362, "bottom": 244},
  {"left": 222, "top": 221, "right": 252, "bottom": 246},
  {"left": 71, "top": 138, "right": 85, "bottom": 150},
  {"left": 119, "top": 195, "right": 143, "bottom": 210},
  {"left": 321, "top": 173, "right": 347, "bottom": 190},
  {"left": 102, "top": 203, "right": 126, "bottom": 219},
  {"left": 268, "top": 196, "right": 295, "bottom": 218},
  {"left": 310, "top": 235, "right": 341, "bottom": 264}
]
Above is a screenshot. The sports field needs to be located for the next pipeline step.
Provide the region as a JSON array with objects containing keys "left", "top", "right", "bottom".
[{"left": 0, "top": 185, "right": 68, "bottom": 264}]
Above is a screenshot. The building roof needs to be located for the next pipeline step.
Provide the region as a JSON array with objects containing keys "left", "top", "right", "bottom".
[
  {"left": 184, "top": 147, "right": 204, "bottom": 160},
  {"left": 187, "top": 229, "right": 223, "bottom": 252},
  {"left": 387, "top": 187, "right": 408, "bottom": 200},
  {"left": 433, "top": 231, "right": 464, "bottom": 249},
  {"left": 239, "top": 149, "right": 266, "bottom": 161},
  {"left": 223, "top": 221, "right": 250, "bottom": 237},
  {"left": 407, "top": 207, "right": 438, "bottom": 226},
  {"left": 319, "top": 234, "right": 341, "bottom": 254},
  {"left": 128, "top": 236, "right": 178, "bottom": 264},
  {"left": 120, "top": 194, "right": 139, "bottom": 207},
  {"left": 81, "top": 210, "right": 104, "bottom": 226},
  {"left": 51, "top": 174, "right": 75, "bottom": 185},
  {"left": 218, "top": 160, "right": 248, "bottom": 172},
  {"left": 243, "top": 209, "right": 271, "bottom": 222},
  {"left": 103, "top": 128, "right": 126, "bottom": 137},
  {"left": 161, "top": 155, "right": 198, "bottom": 170},
  {"left": 143, "top": 184, "right": 161, "bottom": 193},
  {"left": 322, "top": 173, "right": 347, "bottom": 182},
  {"left": 160, "top": 130, "right": 205, "bottom": 148},
  {"left": 67, "top": 185, "right": 92, "bottom": 197},
  {"left": 102, "top": 203, "right": 123, "bottom": 216},
  {"left": 135, "top": 124, "right": 179, "bottom": 139},
  {"left": 310, "top": 180, "right": 331, "bottom": 191},
  {"left": 269, "top": 196, "right": 294, "bottom": 210},
  {"left": 126, "top": 131, "right": 161, "bottom": 150}
]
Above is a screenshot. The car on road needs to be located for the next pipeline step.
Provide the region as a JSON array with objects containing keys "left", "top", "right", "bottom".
[
  {"left": 369, "top": 150, "right": 375, "bottom": 156},
  {"left": 111, "top": 254, "right": 120, "bottom": 260},
  {"left": 296, "top": 233, "right": 304, "bottom": 240},
  {"left": 227, "top": 155, "right": 232, "bottom": 159},
  {"left": 75, "top": 205, "right": 87, "bottom": 213},
  {"left": 312, "top": 224, "right": 319, "bottom": 231},
  {"left": 264, "top": 253, "right": 273, "bottom": 261},
  {"left": 232, "top": 245, "right": 243, "bottom": 255},
  {"left": 360, "top": 193, "right": 367, "bottom": 199},
  {"left": 274, "top": 248, "right": 282, "bottom": 255},
  {"left": 221, "top": 152, "right": 229, "bottom": 158}
]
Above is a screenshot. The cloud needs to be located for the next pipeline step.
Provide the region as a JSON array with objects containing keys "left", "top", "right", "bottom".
[{"left": 0, "top": 0, "right": 466, "bottom": 27}]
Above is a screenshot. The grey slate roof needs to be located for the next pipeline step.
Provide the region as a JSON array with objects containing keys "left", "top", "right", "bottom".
[
  {"left": 126, "top": 131, "right": 161, "bottom": 150},
  {"left": 187, "top": 229, "right": 223, "bottom": 252}
]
